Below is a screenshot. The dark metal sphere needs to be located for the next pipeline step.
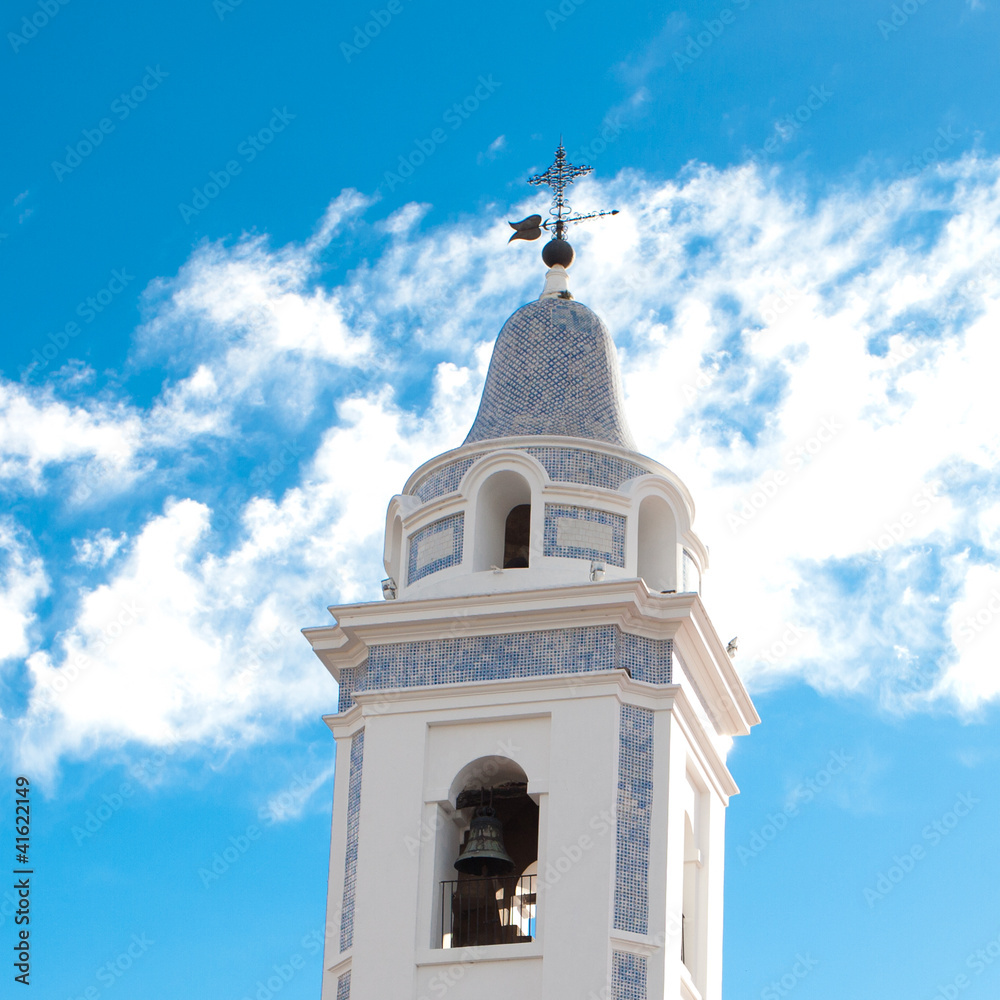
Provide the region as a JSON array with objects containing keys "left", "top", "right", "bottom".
[{"left": 541, "top": 239, "right": 575, "bottom": 268}]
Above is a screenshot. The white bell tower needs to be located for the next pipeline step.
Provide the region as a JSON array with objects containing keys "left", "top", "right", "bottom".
[{"left": 304, "top": 160, "right": 759, "bottom": 1000}]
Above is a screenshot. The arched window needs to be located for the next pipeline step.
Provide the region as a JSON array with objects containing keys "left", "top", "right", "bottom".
[
  {"left": 438, "top": 756, "right": 538, "bottom": 948},
  {"left": 473, "top": 471, "right": 532, "bottom": 571}
]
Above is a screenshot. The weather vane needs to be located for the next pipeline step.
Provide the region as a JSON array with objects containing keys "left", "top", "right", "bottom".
[{"left": 507, "top": 140, "right": 618, "bottom": 268}]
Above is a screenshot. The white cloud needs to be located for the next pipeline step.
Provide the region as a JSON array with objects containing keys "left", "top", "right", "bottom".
[
  {"left": 0, "top": 521, "right": 48, "bottom": 665},
  {"left": 0, "top": 381, "right": 141, "bottom": 489},
  {"left": 73, "top": 529, "right": 127, "bottom": 568}
]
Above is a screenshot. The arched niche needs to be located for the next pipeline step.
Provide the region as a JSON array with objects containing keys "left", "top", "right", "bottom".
[
  {"left": 473, "top": 470, "right": 532, "bottom": 572},
  {"left": 637, "top": 494, "right": 678, "bottom": 593},
  {"left": 444, "top": 756, "right": 538, "bottom": 948}
]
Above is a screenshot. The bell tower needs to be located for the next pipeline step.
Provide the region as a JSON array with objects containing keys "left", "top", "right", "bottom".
[{"left": 304, "top": 147, "right": 759, "bottom": 1000}]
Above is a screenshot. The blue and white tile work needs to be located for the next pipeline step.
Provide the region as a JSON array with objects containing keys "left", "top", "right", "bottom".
[
  {"left": 618, "top": 632, "right": 673, "bottom": 686},
  {"left": 407, "top": 513, "right": 464, "bottom": 584},
  {"left": 527, "top": 447, "right": 647, "bottom": 492},
  {"left": 335, "top": 627, "right": 673, "bottom": 710},
  {"left": 408, "top": 447, "right": 649, "bottom": 502},
  {"left": 335, "top": 970, "right": 351, "bottom": 1000},
  {"left": 463, "top": 298, "right": 637, "bottom": 449},
  {"left": 614, "top": 704, "right": 654, "bottom": 936},
  {"left": 339, "top": 729, "right": 365, "bottom": 952},
  {"left": 612, "top": 951, "right": 648, "bottom": 1000},
  {"left": 337, "top": 660, "right": 368, "bottom": 714},
  {"left": 411, "top": 457, "right": 477, "bottom": 502},
  {"left": 544, "top": 504, "right": 627, "bottom": 567}
]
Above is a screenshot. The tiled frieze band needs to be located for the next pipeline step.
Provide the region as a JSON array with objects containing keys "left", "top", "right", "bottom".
[
  {"left": 340, "top": 729, "right": 365, "bottom": 952},
  {"left": 612, "top": 950, "right": 648, "bottom": 1000},
  {"left": 544, "top": 503, "right": 626, "bottom": 567},
  {"left": 407, "top": 513, "right": 464, "bottom": 584},
  {"left": 614, "top": 704, "right": 654, "bottom": 935},
  {"left": 527, "top": 447, "right": 647, "bottom": 493},
  {"left": 409, "top": 447, "right": 650, "bottom": 502},
  {"left": 335, "top": 970, "right": 351, "bottom": 1000},
  {"left": 411, "top": 458, "right": 477, "bottom": 502},
  {"left": 336, "top": 629, "right": 672, "bottom": 710}
]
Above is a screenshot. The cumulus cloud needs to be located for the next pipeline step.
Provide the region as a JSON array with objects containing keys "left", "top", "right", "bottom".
[
  {"left": 0, "top": 521, "right": 48, "bottom": 666},
  {"left": 5, "top": 153, "right": 1000, "bottom": 778}
]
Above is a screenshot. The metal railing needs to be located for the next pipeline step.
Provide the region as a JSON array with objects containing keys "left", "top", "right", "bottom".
[{"left": 440, "top": 875, "right": 536, "bottom": 948}]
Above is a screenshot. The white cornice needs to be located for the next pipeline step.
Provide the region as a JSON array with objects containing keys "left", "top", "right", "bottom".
[{"left": 303, "top": 579, "right": 758, "bottom": 737}]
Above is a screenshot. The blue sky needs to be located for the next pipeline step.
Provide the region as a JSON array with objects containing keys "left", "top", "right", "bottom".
[{"left": 2, "top": 0, "right": 1000, "bottom": 997}]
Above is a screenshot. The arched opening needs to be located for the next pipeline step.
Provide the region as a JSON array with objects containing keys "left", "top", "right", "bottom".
[
  {"left": 473, "top": 471, "right": 532, "bottom": 571},
  {"left": 439, "top": 756, "right": 538, "bottom": 948},
  {"left": 637, "top": 495, "right": 677, "bottom": 592}
]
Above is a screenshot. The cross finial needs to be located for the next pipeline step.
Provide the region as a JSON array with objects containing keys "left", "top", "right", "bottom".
[{"left": 507, "top": 141, "right": 618, "bottom": 269}]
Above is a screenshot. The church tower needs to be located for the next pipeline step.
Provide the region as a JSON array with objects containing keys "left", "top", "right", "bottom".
[{"left": 304, "top": 147, "right": 759, "bottom": 1000}]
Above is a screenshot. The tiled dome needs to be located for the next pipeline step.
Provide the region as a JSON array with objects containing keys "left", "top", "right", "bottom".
[{"left": 463, "top": 297, "right": 636, "bottom": 449}]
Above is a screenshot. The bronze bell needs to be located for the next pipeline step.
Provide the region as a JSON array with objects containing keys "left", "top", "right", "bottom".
[{"left": 454, "top": 806, "right": 514, "bottom": 877}]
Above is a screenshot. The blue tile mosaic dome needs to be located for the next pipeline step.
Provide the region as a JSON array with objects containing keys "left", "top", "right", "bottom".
[{"left": 463, "top": 297, "right": 637, "bottom": 449}]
